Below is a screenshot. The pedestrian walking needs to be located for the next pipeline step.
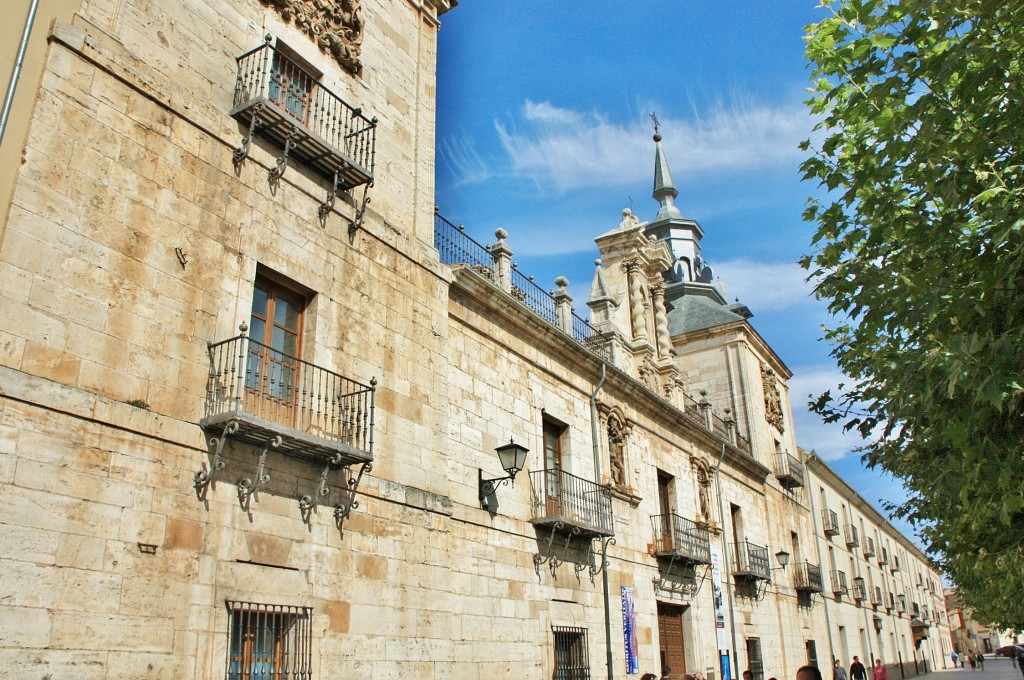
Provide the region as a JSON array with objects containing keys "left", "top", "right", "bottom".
[
  {"left": 977, "top": 652, "right": 985, "bottom": 670},
  {"left": 952, "top": 652, "right": 958, "bottom": 668},
  {"left": 872, "top": 659, "right": 889, "bottom": 680},
  {"left": 834, "top": 659, "right": 849, "bottom": 680},
  {"left": 969, "top": 654, "right": 976, "bottom": 671},
  {"left": 850, "top": 656, "right": 867, "bottom": 680}
]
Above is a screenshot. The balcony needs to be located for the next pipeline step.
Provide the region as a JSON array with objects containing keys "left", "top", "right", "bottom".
[
  {"left": 831, "top": 570, "right": 849, "bottom": 595},
  {"left": 529, "top": 468, "right": 613, "bottom": 538},
  {"left": 870, "top": 586, "right": 882, "bottom": 606},
  {"left": 732, "top": 541, "right": 771, "bottom": 580},
  {"left": 774, "top": 450, "right": 805, "bottom": 489},
  {"left": 878, "top": 548, "right": 889, "bottom": 566},
  {"left": 844, "top": 524, "right": 859, "bottom": 547},
  {"left": 200, "top": 333, "right": 376, "bottom": 467},
  {"left": 886, "top": 593, "right": 895, "bottom": 611},
  {"left": 891, "top": 558, "right": 901, "bottom": 573},
  {"left": 793, "top": 561, "right": 825, "bottom": 593},
  {"left": 651, "top": 513, "right": 711, "bottom": 565},
  {"left": 822, "top": 509, "right": 840, "bottom": 536},
  {"left": 897, "top": 595, "right": 907, "bottom": 613},
  {"left": 863, "top": 536, "right": 876, "bottom": 558},
  {"left": 852, "top": 577, "right": 866, "bottom": 601},
  {"left": 230, "top": 39, "right": 376, "bottom": 194}
]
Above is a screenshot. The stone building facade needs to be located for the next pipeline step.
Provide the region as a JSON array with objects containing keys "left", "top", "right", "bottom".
[{"left": 0, "top": 1, "right": 949, "bottom": 678}]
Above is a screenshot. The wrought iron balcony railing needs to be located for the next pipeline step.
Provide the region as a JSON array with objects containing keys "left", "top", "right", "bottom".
[
  {"left": 529, "top": 467, "right": 613, "bottom": 538},
  {"left": 844, "top": 524, "right": 859, "bottom": 547},
  {"left": 230, "top": 38, "right": 376, "bottom": 199},
  {"left": 878, "top": 547, "right": 889, "bottom": 566},
  {"left": 870, "top": 586, "right": 883, "bottom": 606},
  {"left": 650, "top": 513, "right": 711, "bottom": 565},
  {"left": 774, "top": 450, "right": 805, "bottom": 489},
  {"left": 852, "top": 577, "right": 866, "bottom": 601},
  {"left": 863, "top": 536, "right": 876, "bottom": 557},
  {"left": 201, "top": 333, "right": 376, "bottom": 466},
  {"left": 831, "top": 569, "right": 849, "bottom": 595},
  {"left": 822, "top": 509, "right": 840, "bottom": 536},
  {"left": 793, "top": 561, "right": 824, "bottom": 592},
  {"left": 732, "top": 541, "right": 771, "bottom": 580}
]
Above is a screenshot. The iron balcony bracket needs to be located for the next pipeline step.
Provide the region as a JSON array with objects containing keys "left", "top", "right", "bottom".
[
  {"left": 299, "top": 452, "right": 343, "bottom": 523},
  {"left": 577, "top": 535, "right": 615, "bottom": 584},
  {"left": 232, "top": 104, "right": 263, "bottom": 171},
  {"left": 334, "top": 461, "right": 372, "bottom": 529},
  {"left": 348, "top": 180, "right": 373, "bottom": 238},
  {"left": 268, "top": 130, "right": 296, "bottom": 185},
  {"left": 318, "top": 170, "right": 340, "bottom": 225},
  {"left": 194, "top": 420, "right": 239, "bottom": 499},
  {"left": 533, "top": 521, "right": 581, "bottom": 578},
  {"left": 237, "top": 435, "right": 281, "bottom": 509}
]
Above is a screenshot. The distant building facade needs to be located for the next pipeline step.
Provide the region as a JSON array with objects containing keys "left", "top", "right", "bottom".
[
  {"left": 945, "top": 589, "right": 1016, "bottom": 657},
  {"left": 0, "top": 1, "right": 949, "bottom": 678}
]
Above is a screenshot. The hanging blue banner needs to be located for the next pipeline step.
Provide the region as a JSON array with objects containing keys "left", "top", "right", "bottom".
[{"left": 621, "top": 586, "right": 639, "bottom": 674}]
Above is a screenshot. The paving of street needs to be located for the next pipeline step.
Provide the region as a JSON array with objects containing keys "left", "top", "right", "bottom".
[{"left": 915, "top": 657, "right": 1024, "bottom": 680}]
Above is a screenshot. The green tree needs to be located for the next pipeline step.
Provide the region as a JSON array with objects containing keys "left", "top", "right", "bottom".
[{"left": 801, "top": 0, "right": 1024, "bottom": 627}]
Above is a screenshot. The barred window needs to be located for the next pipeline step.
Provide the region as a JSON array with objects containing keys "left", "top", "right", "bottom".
[
  {"left": 553, "top": 626, "right": 591, "bottom": 680},
  {"left": 226, "top": 601, "right": 313, "bottom": 680},
  {"left": 747, "top": 637, "right": 764, "bottom": 680}
]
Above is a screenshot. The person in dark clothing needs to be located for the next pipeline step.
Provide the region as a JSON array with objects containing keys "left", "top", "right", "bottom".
[
  {"left": 977, "top": 653, "right": 985, "bottom": 670},
  {"left": 798, "top": 666, "right": 824, "bottom": 680},
  {"left": 850, "top": 656, "right": 867, "bottom": 680}
]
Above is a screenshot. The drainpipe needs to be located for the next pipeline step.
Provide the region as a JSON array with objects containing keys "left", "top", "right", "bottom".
[
  {"left": 0, "top": 0, "right": 40, "bottom": 147},
  {"left": 805, "top": 453, "right": 837, "bottom": 665},
  {"left": 715, "top": 441, "right": 738, "bottom": 680},
  {"left": 590, "top": 363, "right": 613, "bottom": 680}
]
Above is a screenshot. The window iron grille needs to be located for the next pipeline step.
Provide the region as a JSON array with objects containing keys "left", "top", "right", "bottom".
[
  {"left": 226, "top": 601, "right": 313, "bottom": 680},
  {"left": 553, "top": 626, "right": 591, "bottom": 680}
]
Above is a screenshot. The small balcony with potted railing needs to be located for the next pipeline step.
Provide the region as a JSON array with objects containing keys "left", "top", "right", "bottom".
[
  {"left": 773, "top": 450, "right": 805, "bottom": 489},
  {"left": 822, "top": 509, "right": 840, "bottom": 536},
  {"left": 793, "top": 561, "right": 825, "bottom": 594},
  {"left": 197, "top": 328, "right": 376, "bottom": 522},
  {"left": 831, "top": 569, "right": 849, "bottom": 596},
  {"left": 844, "top": 524, "right": 859, "bottom": 548},
  {"left": 229, "top": 37, "right": 377, "bottom": 230}
]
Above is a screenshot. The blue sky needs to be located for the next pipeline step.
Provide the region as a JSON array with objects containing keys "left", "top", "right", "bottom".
[{"left": 433, "top": 3, "right": 918, "bottom": 544}]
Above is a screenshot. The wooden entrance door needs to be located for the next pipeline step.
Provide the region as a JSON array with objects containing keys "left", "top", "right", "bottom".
[{"left": 658, "top": 602, "right": 686, "bottom": 676}]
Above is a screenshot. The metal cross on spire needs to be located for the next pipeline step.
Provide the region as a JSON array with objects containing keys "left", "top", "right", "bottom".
[{"left": 649, "top": 111, "right": 660, "bottom": 136}]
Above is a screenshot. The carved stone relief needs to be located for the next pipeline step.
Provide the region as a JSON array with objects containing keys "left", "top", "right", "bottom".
[
  {"left": 262, "top": 0, "right": 363, "bottom": 74},
  {"left": 761, "top": 363, "right": 785, "bottom": 433}
]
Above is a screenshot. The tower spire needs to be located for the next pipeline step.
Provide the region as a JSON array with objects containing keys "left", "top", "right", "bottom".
[{"left": 650, "top": 112, "right": 682, "bottom": 221}]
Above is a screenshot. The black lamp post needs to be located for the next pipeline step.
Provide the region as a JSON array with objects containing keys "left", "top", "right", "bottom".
[{"left": 479, "top": 439, "right": 529, "bottom": 510}]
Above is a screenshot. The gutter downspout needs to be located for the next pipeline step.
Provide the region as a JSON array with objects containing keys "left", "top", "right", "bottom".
[
  {"left": 0, "top": 0, "right": 40, "bottom": 147},
  {"left": 715, "top": 441, "right": 738, "bottom": 680},
  {"left": 805, "top": 452, "right": 837, "bottom": 665},
  {"left": 590, "top": 363, "right": 613, "bottom": 680}
]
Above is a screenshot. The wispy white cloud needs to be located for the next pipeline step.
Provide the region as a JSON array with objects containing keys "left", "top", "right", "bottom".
[
  {"left": 789, "top": 365, "right": 865, "bottom": 462},
  {"left": 713, "top": 258, "right": 815, "bottom": 313},
  {"left": 493, "top": 97, "right": 813, "bottom": 193},
  {"left": 439, "top": 131, "right": 493, "bottom": 186}
]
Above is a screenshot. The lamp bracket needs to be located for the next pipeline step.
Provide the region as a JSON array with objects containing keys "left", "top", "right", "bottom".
[{"left": 479, "top": 469, "right": 515, "bottom": 501}]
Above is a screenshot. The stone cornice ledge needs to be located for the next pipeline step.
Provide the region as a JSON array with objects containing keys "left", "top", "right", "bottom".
[{"left": 449, "top": 266, "right": 770, "bottom": 485}]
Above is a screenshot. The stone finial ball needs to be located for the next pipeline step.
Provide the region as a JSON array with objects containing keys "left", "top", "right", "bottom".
[
  {"left": 653, "top": 132, "right": 662, "bottom": 142},
  {"left": 595, "top": 259, "right": 602, "bottom": 267},
  {"left": 495, "top": 227, "right": 508, "bottom": 240},
  {"left": 555, "top": 276, "right": 569, "bottom": 288}
]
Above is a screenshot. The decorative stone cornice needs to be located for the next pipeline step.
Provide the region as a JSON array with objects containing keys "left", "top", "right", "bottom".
[{"left": 261, "top": 0, "right": 363, "bottom": 74}]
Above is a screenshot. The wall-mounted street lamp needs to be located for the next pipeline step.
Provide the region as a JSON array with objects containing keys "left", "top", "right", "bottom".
[
  {"left": 774, "top": 550, "right": 791, "bottom": 571},
  {"left": 479, "top": 439, "right": 529, "bottom": 512}
]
